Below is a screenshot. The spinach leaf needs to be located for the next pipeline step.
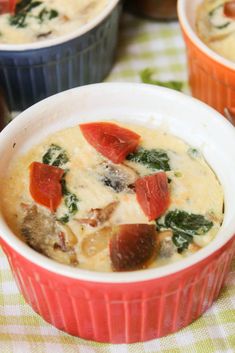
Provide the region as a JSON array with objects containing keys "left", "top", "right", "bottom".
[
  {"left": 9, "top": 1, "right": 58, "bottom": 28},
  {"left": 37, "top": 8, "right": 58, "bottom": 23},
  {"left": 157, "top": 209, "right": 213, "bottom": 253},
  {"left": 57, "top": 214, "right": 69, "bottom": 224},
  {"left": 10, "top": 0, "right": 42, "bottom": 28},
  {"left": 140, "top": 68, "right": 183, "bottom": 92},
  {"left": 127, "top": 147, "right": 170, "bottom": 171},
  {"left": 171, "top": 232, "right": 193, "bottom": 252},
  {"left": 58, "top": 177, "right": 79, "bottom": 223},
  {"left": 42, "top": 144, "right": 69, "bottom": 168},
  {"left": 15, "top": 0, "right": 34, "bottom": 13},
  {"left": 41, "top": 145, "right": 78, "bottom": 223},
  {"left": 64, "top": 192, "right": 79, "bottom": 215}
]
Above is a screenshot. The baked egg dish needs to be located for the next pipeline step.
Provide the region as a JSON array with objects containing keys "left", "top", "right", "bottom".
[
  {"left": 196, "top": 0, "right": 235, "bottom": 62},
  {"left": 0, "top": 121, "right": 224, "bottom": 272},
  {"left": 0, "top": 0, "right": 108, "bottom": 44}
]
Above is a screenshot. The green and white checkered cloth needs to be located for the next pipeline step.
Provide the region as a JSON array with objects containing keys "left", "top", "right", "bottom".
[{"left": 0, "top": 13, "right": 234, "bottom": 353}]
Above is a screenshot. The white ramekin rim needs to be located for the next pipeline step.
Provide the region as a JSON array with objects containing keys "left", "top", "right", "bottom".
[
  {"left": 0, "top": 82, "right": 235, "bottom": 284},
  {"left": 0, "top": 0, "right": 120, "bottom": 52},
  {"left": 177, "top": 0, "right": 235, "bottom": 71}
]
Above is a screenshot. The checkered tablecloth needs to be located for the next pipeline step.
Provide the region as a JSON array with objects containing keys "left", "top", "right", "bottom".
[{"left": 0, "top": 12, "right": 234, "bottom": 353}]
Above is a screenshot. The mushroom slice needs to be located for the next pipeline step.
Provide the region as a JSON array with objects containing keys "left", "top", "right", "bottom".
[
  {"left": 21, "top": 204, "right": 78, "bottom": 266},
  {"left": 96, "top": 162, "right": 139, "bottom": 193},
  {"left": 81, "top": 226, "right": 113, "bottom": 257},
  {"left": 110, "top": 224, "right": 157, "bottom": 271},
  {"left": 76, "top": 201, "right": 119, "bottom": 227},
  {"left": 59, "top": 223, "right": 78, "bottom": 246},
  {"left": 156, "top": 230, "right": 177, "bottom": 258}
]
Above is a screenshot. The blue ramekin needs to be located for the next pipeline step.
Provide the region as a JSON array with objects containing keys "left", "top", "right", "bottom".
[{"left": 0, "top": 0, "right": 121, "bottom": 111}]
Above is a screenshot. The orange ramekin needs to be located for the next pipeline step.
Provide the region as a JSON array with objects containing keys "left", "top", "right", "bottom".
[
  {"left": 177, "top": 0, "right": 235, "bottom": 124},
  {"left": 0, "top": 83, "right": 235, "bottom": 343}
]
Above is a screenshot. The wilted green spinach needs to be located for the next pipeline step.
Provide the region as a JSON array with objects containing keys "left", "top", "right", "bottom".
[
  {"left": 42, "top": 144, "right": 78, "bottom": 223},
  {"left": 42, "top": 144, "right": 69, "bottom": 169},
  {"left": 127, "top": 147, "right": 171, "bottom": 171},
  {"left": 9, "top": 0, "right": 58, "bottom": 28},
  {"left": 157, "top": 209, "right": 213, "bottom": 253},
  {"left": 57, "top": 176, "right": 79, "bottom": 224}
]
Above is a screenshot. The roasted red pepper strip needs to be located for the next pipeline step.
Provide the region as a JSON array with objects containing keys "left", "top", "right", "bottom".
[
  {"left": 135, "top": 172, "right": 170, "bottom": 221},
  {"left": 224, "top": 0, "right": 235, "bottom": 18},
  {"left": 29, "top": 161, "right": 64, "bottom": 212},
  {"left": 0, "top": 0, "right": 17, "bottom": 14},
  {"left": 80, "top": 122, "right": 141, "bottom": 164}
]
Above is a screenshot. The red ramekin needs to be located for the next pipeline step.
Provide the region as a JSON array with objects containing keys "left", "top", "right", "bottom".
[
  {"left": 0, "top": 83, "right": 234, "bottom": 343},
  {"left": 177, "top": 0, "right": 235, "bottom": 124}
]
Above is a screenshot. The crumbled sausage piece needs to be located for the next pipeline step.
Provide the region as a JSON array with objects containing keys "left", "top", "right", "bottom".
[
  {"left": 21, "top": 204, "right": 78, "bottom": 265},
  {"left": 76, "top": 201, "right": 119, "bottom": 227}
]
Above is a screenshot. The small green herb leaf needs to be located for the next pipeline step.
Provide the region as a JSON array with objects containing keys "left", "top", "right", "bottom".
[
  {"left": 187, "top": 147, "right": 201, "bottom": 160},
  {"left": 157, "top": 209, "right": 213, "bottom": 252},
  {"left": 127, "top": 147, "right": 171, "bottom": 171},
  {"left": 140, "top": 68, "right": 183, "bottom": 92},
  {"left": 42, "top": 144, "right": 69, "bottom": 168}
]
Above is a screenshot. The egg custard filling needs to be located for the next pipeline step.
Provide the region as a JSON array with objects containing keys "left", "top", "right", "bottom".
[
  {"left": 0, "top": 0, "right": 108, "bottom": 44},
  {"left": 0, "top": 121, "right": 224, "bottom": 272},
  {"left": 196, "top": 0, "right": 235, "bottom": 62}
]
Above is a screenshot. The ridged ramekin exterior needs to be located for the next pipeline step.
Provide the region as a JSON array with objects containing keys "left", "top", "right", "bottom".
[
  {"left": 0, "top": 3, "right": 121, "bottom": 111},
  {"left": 180, "top": 26, "right": 235, "bottom": 124},
  {"left": 1, "top": 235, "right": 234, "bottom": 343}
]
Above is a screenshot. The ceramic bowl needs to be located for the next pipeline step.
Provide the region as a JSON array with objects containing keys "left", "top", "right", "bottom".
[
  {"left": 0, "top": 83, "right": 234, "bottom": 343},
  {"left": 178, "top": 0, "right": 235, "bottom": 124},
  {"left": 0, "top": 0, "right": 121, "bottom": 111}
]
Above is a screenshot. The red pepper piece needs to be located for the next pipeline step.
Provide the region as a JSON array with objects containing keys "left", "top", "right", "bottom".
[
  {"left": 135, "top": 172, "right": 170, "bottom": 221},
  {"left": 80, "top": 122, "right": 141, "bottom": 164},
  {"left": 0, "top": 0, "right": 17, "bottom": 14},
  {"left": 29, "top": 161, "right": 64, "bottom": 212}
]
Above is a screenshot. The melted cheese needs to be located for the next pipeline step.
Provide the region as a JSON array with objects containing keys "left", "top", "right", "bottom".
[
  {"left": 0, "top": 0, "right": 108, "bottom": 44},
  {"left": 196, "top": 0, "right": 235, "bottom": 62},
  {"left": 0, "top": 122, "right": 224, "bottom": 272}
]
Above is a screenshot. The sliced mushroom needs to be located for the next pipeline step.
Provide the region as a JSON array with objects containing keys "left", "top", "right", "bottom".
[
  {"left": 96, "top": 162, "right": 139, "bottom": 193},
  {"left": 76, "top": 201, "right": 119, "bottom": 227},
  {"left": 81, "top": 226, "right": 113, "bottom": 257},
  {"left": 59, "top": 223, "right": 78, "bottom": 246},
  {"left": 156, "top": 230, "right": 177, "bottom": 258},
  {"left": 21, "top": 204, "right": 78, "bottom": 266}
]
